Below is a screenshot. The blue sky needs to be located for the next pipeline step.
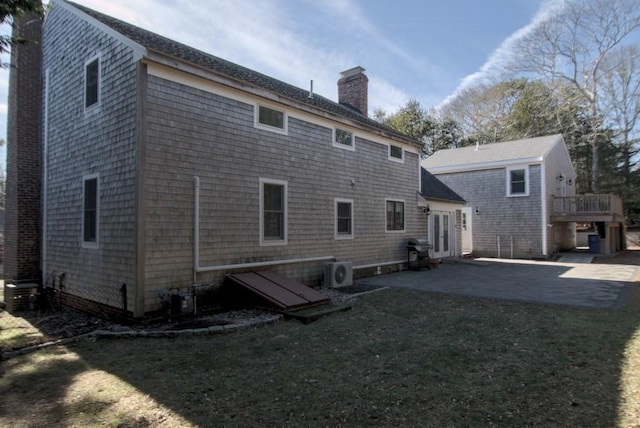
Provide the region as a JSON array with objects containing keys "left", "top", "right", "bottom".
[{"left": 0, "top": 0, "right": 565, "bottom": 166}]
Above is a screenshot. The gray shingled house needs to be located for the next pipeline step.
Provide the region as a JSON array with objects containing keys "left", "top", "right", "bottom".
[
  {"left": 418, "top": 168, "right": 466, "bottom": 259},
  {"left": 422, "top": 135, "right": 578, "bottom": 259},
  {"left": 34, "top": 1, "right": 431, "bottom": 317}
]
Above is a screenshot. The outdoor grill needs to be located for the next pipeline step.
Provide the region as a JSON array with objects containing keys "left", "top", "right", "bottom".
[{"left": 407, "top": 238, "right": 432, "bottom": 271}]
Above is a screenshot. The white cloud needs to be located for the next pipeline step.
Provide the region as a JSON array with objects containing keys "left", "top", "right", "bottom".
[
  {"left": 0, "top": 0, "right": 422, "bottom": 149},
  {"left": 368, "top": 76, "right": 411, "bottom": 115},
  {"left": 438, "top": 0, "right": 568, "bottom": 109}
]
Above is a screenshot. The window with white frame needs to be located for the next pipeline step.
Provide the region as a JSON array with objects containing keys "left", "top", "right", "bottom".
[
  {"left": 334, "top": 128, "right": 354, "bottom": 150},
  {"left": 335, "top": 198, "right": 354, "bottom": 239},
  {"left": 386, "top": 199, "right": 405, "bottom": 232},
  {"left": 389, "top": 144, "right": 403, "bottom": 161},
  {"left": 260, "top": 178, "right": 288, "bottom": 245},
  {"left": 82, "top": 174, "right": 99, "bottom": 247},
  {"left": 84, "top": 54, "right": 100, "bottom": 110},
  {"left": 256, "top": 104, "right": 286, "bottom": 133},
  {"left": 506, "top": 165, "right": 529, "bottom": 197}
]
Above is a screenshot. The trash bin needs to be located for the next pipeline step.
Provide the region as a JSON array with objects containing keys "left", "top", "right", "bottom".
[{"left": 588, "top": 234, "right": 600, "bottom": 254}]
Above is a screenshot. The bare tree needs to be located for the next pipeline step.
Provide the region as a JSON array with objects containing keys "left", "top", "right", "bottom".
[
  {"left": 439, "top": 80, "right": 523, "bottom": 142},
  {"left": 510, "top": 0, "right": 640, "bottom": 192},
  {"left": 599, "top": 44, "right": 640, "bottom": 200}
]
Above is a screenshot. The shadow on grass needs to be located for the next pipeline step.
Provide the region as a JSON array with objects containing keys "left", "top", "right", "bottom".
[
  {"left": 2, "top": 259, "right": 640, "bottom": 426},
  {"left": 3, "top": 285, "right": 639, "bottom": 426},
  {"left": 0, "top": 349, "right": 89, "bottom": 424}
]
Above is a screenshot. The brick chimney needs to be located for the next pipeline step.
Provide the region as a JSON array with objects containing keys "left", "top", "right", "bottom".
[
  {"left": 5, "top": 11, "right": 43, "bottom": 284},
  {"left": 338, "top": 66, "right": 368, "bottom": 117}
]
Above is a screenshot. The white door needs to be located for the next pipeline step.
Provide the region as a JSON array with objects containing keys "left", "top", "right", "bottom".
[
  {"left": 430, "top": 211, "right": 454, "bottom": 258},
  {"left": 461, "top": 207, "right": 473, "bottom": 255}
]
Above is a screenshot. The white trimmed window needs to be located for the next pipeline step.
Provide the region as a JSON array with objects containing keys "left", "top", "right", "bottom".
[
  {"left": 260, "top": 178, "right": 288, "bottom": 246},
  {"left": 333, "top": 127, "right": 355, "bottom": 150},
  {"left": 256, "top": 104, "right": 287, "bottom": 133},
  {"left": 385, "top": 199, "right": 405, "bottom": 232},
  {"left": 84, "top": 54, "right": 101, "bottom": 110},
  {"left": 506, "top": 165, "right": 529, "bottom": 197},
  {"left": 335, "top": 198, "right": 354, "bottom": 240},
  {"left": 389, "top": 144, "right": 404, "bottom": 162},
  {"left": 82, "top": 173, "right": 99, "bottom": 248}
]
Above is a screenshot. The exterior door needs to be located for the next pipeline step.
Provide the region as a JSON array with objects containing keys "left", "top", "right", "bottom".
[
  {"left": 430, "top": 211, "right": 454, "bottom": 258},
  {"left": 461, "top": 207, "right": 473, "bottom": 255}
]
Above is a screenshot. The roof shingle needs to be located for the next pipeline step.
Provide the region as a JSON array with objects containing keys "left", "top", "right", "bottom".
[
  {"left": 420, "top": 168, "right": 465, "bottom": 203},
  {"left": 422, "top": 134, "right": 563, "bottom": 172}
]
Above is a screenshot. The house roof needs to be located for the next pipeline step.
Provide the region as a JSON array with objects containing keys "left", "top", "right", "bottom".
[
  {"left": 64, "top": 1, "right": 421, "bottom": 148},
  {"left": 421, "top": 134, "right": 564, "bottom": 173},
  {"left": 420, "top": 168, "right": 465, "bottom": 204}
]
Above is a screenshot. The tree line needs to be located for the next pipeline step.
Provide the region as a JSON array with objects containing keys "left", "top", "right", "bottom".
[{"left": 376, "top": 0, "right": 640, "bottom": 219}]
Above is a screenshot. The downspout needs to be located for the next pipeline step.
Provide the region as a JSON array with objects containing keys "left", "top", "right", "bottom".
[
  {"left": 541, "top": 163, "right": 548, "bottom": 257},
  {"left": 134, "top": 62, "right": 148, "bottom": 318},
  {"left": 42, "top": 68, "right": 50, "bottom": 283},
  {"left": 193, "top": 175, "right": 200, "bottom": 283},
  {"left": 192, "top": 175, "right": 334, "bottom": 275}
]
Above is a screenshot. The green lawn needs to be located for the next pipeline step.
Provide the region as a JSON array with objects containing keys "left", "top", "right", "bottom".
[{"left": 2, "top": 284, "right": 640, "bottom": 426}]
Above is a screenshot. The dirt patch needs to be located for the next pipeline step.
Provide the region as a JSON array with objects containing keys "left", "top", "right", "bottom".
[{"left": 1, "top": 287, "right": 361, "bottom": 354}]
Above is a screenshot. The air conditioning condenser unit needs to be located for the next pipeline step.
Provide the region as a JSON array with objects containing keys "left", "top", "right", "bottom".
[{"left": 326, "top": 262, "right": 353, "bottom": 288}]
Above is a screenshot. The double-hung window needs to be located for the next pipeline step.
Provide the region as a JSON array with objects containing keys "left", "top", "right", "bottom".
[
  {"left": 506, "top": 165, "right": 529, "bottom": 197},
  {"left": 82, "top": 174, "right": 99, "bottom": 248},
  {"left": 335, "top": 198, "right": 354, "bottom": 239},
  {"left": 84, "top": 54, "right": 100, "bottom": 110},
  {"left": 386, "top": 199, "right": 405, "bottom": 232},
  {"left": 260, "top": 178, "right": 288, "bottom": 245}
]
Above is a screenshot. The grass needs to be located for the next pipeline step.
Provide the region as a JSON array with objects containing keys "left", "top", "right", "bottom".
[
  {"left": 1, "top": 283, "right": 640, "bottom": 426},
  {"left": 0, "top": 310, "right": 55, "bottom": 353}
]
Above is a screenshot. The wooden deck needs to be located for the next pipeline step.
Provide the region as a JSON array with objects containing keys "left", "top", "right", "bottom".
[{"left": 550, "top": 194, "right": 624, "bottom": 223}]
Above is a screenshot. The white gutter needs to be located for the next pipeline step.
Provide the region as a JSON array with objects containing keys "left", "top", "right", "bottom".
[
  {"left": 192, "top": 176, "right": 334, "bottom": 278},
  {"left": 541, "top": 162, "right": 548, "bottom": 257},
  {"left": 193, "top": 175, "right": 200, "bottom": 282},
  {"left": 196, "top": 256, "right": 336, "bottom": 273},
  {"left": 42, "top": 68, "right": 50, "bottom": 282},
  {"left": 354, "top": 260, "right": 407, "bottom": 270}
]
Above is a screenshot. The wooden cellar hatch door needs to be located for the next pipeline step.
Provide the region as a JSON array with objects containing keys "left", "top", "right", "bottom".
[{"left": 227, "top": 271, "right": 330, "bottom": 310}]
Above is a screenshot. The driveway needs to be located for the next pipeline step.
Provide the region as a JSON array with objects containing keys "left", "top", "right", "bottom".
[{"left": 358, "top": 258, "right": 640, "bottom": 308}]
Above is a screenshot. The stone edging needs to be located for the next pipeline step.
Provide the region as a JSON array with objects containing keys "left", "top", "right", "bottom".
[{"left": 0, "top": 314, "right": 284, "bottom": 361}]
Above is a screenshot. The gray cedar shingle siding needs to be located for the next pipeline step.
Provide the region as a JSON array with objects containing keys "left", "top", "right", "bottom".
[
  {"left": 424, "top": 135, "right": 576, "bottom": 259},
  {"left": 143, "top": 75, "right": 422, "bottom": 309},
  {"left": 435, "top": 166, "right": 543, "bottom": 258},
  {"left": 543, "top": 140, "right": 577, "bottom": 254},
  {"left": 44, "top": 1, "right": 424, "bottom": 315},
  {"left": 43, "top": 4, "right": 138, "bottom": 309}
]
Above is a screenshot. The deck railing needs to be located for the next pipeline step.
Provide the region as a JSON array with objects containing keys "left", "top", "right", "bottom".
[{"left": 551, "top": 194, "right": 623, "bottom": 217}]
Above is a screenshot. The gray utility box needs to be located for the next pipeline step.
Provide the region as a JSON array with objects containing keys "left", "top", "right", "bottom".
[{"left": 4, "top": 283, "right": 38, "bottom": 312}]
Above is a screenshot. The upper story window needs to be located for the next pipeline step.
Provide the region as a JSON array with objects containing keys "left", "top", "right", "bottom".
[
  {"left": 334, "top": 128, "right": 355, "bottom": 150},
  {"left": 506, "top": 165, "right": 529, "bottom": 197},
  {"left": 260, "top": 178, "right": 288, "bottom": 246},
  {"left": 84, "top": 54, "right": 100, "bottom": 110},
  {"left": 386, "top": 199, "right": 405, "bottom": 232},
  {"left": 82, "top": 174, "right": 99, "bottom": 248},
  {"left": 389, "top": 144, "right": 403, "bottom": 162},
  {"left": 335, "top": 198, "right": 354, "bottom": 240},
  {"left": 256, "top": 104, "right": 287, "bottom": 133}
]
